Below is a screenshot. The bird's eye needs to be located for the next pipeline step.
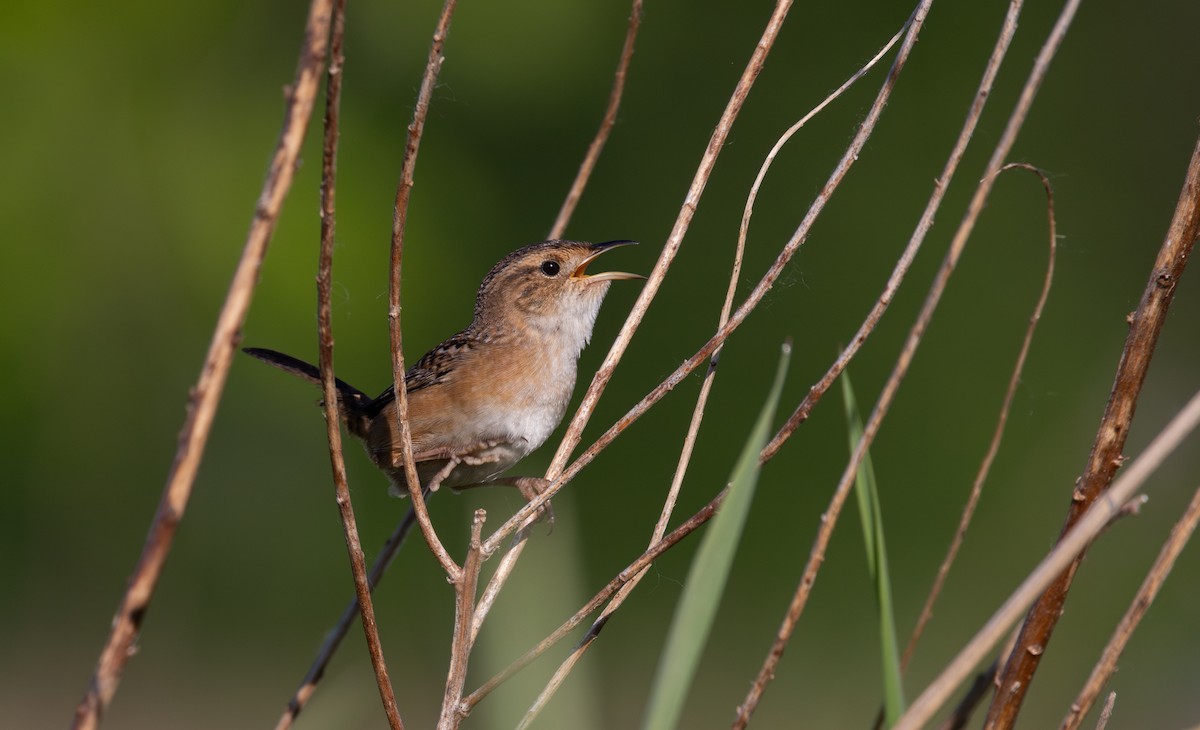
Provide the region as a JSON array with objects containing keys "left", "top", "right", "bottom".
[{"left": 540, "top": 260, "right": 561, "bottom": 277}]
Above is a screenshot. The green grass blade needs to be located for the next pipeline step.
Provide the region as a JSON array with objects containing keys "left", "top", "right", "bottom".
[
  {"left": 641, "top": 342, "right": 791, "bottom": 730},
  {"left": 841, "top": 373, "right": 906, "bottom": 725}
]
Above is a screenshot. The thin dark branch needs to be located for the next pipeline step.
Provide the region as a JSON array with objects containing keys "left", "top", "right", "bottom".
[
  {"left": 314, "top": 3, "right": 403, "bottom": 727},
  {"left": 71, "top": 3, "right": 335, "bottom": 726},
  {"left": 986, "top": 114, "right": 1200, "bottom": 730},
  {"left": 388, "top": 0, "right": 461, "bottom": 579},
  {"left": 935, "top": 657, "right": 1001, "bottom": 730},
  {"left": 547, "top": 0, "right": 643, "bottom": 240},
  {"left": 902, "top": 163, "right": 1057, "bottom": 670},
  {"left": 1060, "top": 485, "right": 1200, "bottom": 730},
  {"left": 275, "top": 507, "right": 420, "bottom": 730}
]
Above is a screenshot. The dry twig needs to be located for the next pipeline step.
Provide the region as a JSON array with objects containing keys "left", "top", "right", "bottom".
[
  {"left": 388, "top": 0, "right": 461, "bottom": 580},
  {"left": 314, "top": 2, "right": 403, "bottom": 726},
  {"left": 1060, "top": 486, "right": 1200, "bottom": 730},
  {"left": 71, "top": 3, "right": 335, "bottom": 726},
  {"left": 896, "top": 388, "right": 1200, "bottom": 729},
  {"left": 986, "top": 103, "right": 1200, "bottom": 730}
]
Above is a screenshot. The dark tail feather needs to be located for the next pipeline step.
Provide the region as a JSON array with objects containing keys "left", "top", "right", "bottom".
[{"left": 242, "top": 347, "right": 373, "bottom": 415}]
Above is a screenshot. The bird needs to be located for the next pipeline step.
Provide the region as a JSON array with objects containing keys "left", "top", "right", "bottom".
[{"left": 244, "top": 239, "right": 643, "bottom": 518}]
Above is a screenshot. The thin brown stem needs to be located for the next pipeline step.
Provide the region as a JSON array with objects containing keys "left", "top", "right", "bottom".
[
  {"left": 71, "top": 3, "right": 334, "bottom": 727},
  {"left": 516, "top": 24, "right": 908, "bottom": 726},
  {"left": 897, "top": 388, "right": 1200, "bottom": 729},
  {"left": 1060, "top": 485, "right": 1200, "bottom": 730},
  {"left": 986, "top": 96, "right": 1200, "bottom": 730},
  {"left": 762, "top": 0, "right": 1025, "bottom": 463},
  {"left": 315, "top": 4, "right": 402, "bottom": 726},
  {"left": 547, "top": 0, "right": 643, "bottom": 240},
  {"left": 902, "top": 163, "right": 1057, "bottom": 671},
  {"left": 275, "top": 507, "right": 419, "bottom": 730},
  {"left": 388, "top": 0, "right": 461, "bottom": 580},
  {"left": 464, "top": 487, "right": 726, "bottom": 711},
  {"left": 439, "top": 510, "right": 486, "bottom": 729}
]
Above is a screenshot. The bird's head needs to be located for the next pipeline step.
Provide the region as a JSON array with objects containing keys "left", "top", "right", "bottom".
[{"left": 473, "top": 240, "right": 643, "bottom": 340}]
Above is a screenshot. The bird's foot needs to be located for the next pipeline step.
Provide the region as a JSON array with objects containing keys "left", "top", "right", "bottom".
[{"left": 506, "top": 476, "right": 555, "bottom": 533}]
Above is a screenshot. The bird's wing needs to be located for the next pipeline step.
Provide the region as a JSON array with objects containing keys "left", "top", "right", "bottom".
[{"left": 362, "top": 330, "right": 474, "bottom": 418}]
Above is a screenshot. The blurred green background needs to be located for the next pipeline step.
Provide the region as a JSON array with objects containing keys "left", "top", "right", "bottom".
[{"left": 3, "top": 1, "right": 1199, "bottom": 728}]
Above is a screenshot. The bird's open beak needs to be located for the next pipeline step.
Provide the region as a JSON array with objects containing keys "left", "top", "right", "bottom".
[{"left": 572, "top": 240, "right": 646, "bottom": 282}]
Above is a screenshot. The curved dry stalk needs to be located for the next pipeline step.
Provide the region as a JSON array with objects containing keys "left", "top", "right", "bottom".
[
  {"left": 275, "top": 507, "right": 419, "bottom": 730},
  {"left": 896, "top": 387, "right": 1200, "bottom": 730},
  {"left": 516, "top": 24, "right": 909, "bottom": 726},
  {"left": 71, "top": 3, "right": 335, "bottom": 727},
  {"left": 1060, "top": 485, "right": 1200, "bottom": 730},
  {"left": 986, "top": 112, "right": 1200, "bottom": 730},
  {"left": 762, "top": 0, "right": 1026, "bottom": 462},
  {"left": 547, "top": 0, "right": 643, "bottom": 240},
  {"left": 736, "top": 0, "right": 1077, "bottom": 719},
  {"left": 315, "top": 4, "right": 402, "bottom": 726},
  {"left": 388, "top": 0, "right": 461, "bottom": 581},
  {"left": 901, "top": 162, "right": 1057, "bottom": 671}
]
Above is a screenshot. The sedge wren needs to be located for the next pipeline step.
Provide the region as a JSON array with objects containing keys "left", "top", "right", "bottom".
[{"left": 245, "top": 239, "right": 642, "bottom": 514}]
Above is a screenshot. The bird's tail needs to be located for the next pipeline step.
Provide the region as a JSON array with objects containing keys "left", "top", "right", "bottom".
[{"left": 243, "top": 347, "right": 374, "bottom": 434}]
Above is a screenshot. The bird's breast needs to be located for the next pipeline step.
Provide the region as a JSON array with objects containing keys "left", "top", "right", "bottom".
[{"left": 466, "top": 340, "right": 577, "bottom": 454}]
